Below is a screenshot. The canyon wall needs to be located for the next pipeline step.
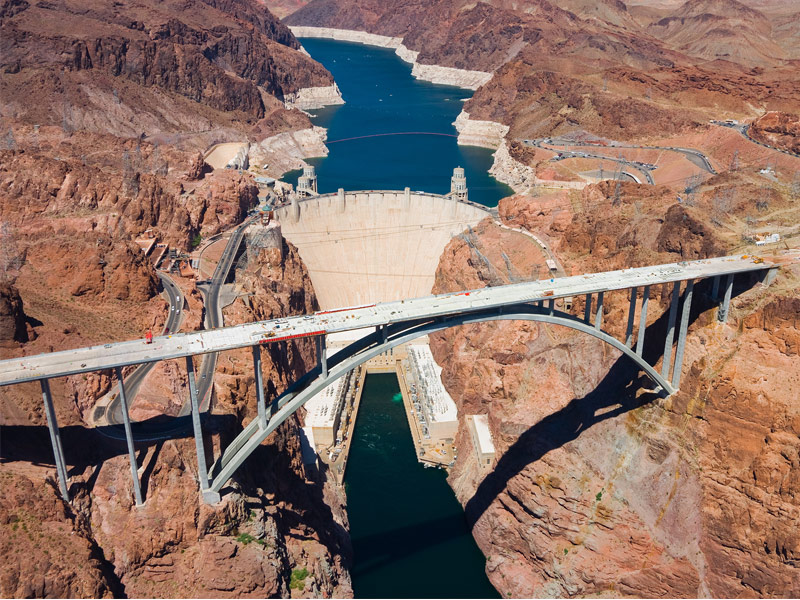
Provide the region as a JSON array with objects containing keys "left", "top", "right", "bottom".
[
  {"left": 0, "top": 1, "right": 354, "bottom": 595},
  {"left": 430, "top": 184, "right": 800, "bottom": 598}
]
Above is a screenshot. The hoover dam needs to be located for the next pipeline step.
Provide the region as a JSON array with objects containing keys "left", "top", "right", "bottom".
[{"left": 275, "top": 189, "right": 490, "bottom": 308}]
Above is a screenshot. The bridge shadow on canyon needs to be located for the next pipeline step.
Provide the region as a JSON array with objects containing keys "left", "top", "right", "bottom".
[
  {"left": 461, "top": 274, "right": 751, "bottom": 528},
  {"left": 1, "top": 274, "right": 762, "bottom": 561}
]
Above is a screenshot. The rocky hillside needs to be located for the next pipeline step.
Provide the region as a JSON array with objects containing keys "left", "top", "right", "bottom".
[
  {"left": 285, "top": 0, "right": 800, "bottom": 138},
  {"left": 0, "top": 234, "right": 353, "bottom": 598},
  {"left": 0, "top": 0, "right": 333, "bottom": 144},
  {"left": 749, "top": 111, "right": 800, "bottom": 154},
  {"left": 0, "top": 0, "right": 353, "bottom": 596},
  {"left": 430, "top": 182, "right": 800, "bottom": 597}
]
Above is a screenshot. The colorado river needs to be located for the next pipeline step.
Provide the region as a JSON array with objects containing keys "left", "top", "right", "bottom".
[
  {"left": 292, "top": 37, "right": 503, "bottom": 598},
  {"left": 346, "top": 375, "right": 499, "bottom": 598},
  {"left": 289, "top": 37, "right": 513, "bottom": 207}
]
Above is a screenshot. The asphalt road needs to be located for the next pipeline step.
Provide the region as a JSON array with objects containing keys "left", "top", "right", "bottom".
[
  {"left": 182, "top": 220, "right": 251, "bottom": 416},
  {"left": 104, "top": 272, "right": 184, "bottom": 425},
  {"left": 526, "top": 137, "right": 721, "bottom": 182}
]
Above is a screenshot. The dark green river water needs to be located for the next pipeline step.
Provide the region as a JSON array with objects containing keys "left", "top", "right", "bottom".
[
  {"left": 345, "top": 375, "right": 499, "bottom": 599},
  {"left": 290, "top": 38, "right": 503, "bottom": 598},
  {"left": 287, "top": 37, "right": 513, "bottom": 207}
]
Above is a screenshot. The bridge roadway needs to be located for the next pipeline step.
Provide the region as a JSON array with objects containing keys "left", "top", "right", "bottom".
[
  {"left": 0, "top": 253, "right": 786, "bottom": 387},
  {"left": 190, "top": 219, "right": 251, "bottom": 414},
  {"left": 103, "top": 272, "right": 184, "bottom": 426}
]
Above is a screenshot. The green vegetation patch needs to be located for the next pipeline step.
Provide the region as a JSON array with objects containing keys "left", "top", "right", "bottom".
[
  {"left": 236, "top": 532, "right": 256, "bottom": 545},
  {"left": 290, "top": 567, "right": 309, "bottom": 590}
]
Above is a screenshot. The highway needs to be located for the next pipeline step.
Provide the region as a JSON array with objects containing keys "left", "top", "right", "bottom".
[
  {"left": 1, "top": 251, "right": 794, "bottom": 387},
  {"left": 524, "top": 139, "right": 656, "bottom": 184},
  {"left": 711, "top": 121, "right": 800, "bottom": 160},
  {"left": 102, "top": 272, "right": 184, "bottom": 425},
  {"left": 187, "top": 219, "right": 251, "bottom": 414}
]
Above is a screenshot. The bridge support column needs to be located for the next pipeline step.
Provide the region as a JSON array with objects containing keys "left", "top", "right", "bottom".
[
  {"left": 317, "top": 334, "right": 328, "bottom": 378},
  {"left": 710, "top": 275, "right": 720, "bottom": 301},
  {"left": 252, "top": 346, "right": 267, "bottom": 430},
  {"left": 672, "top": 280, "right": 694, "bottom": 390},
  {"left": 625, "top": 287, "right": 637, "bottom": 347},
  {"left": 636, "top": 285, "right": 650, "bottom": 357},
  {"left": 40, "top": 379, "right": 70, "bottom": 502},
  {"left": 718, "top": 274, "right": 734, "bottom": 323},
  {"left": 547, "top": 298, "right": 555, "bottom": 315},
  {"left": 185, "top": 356, "right": 217, "bottom": 503},
  {"left": 594, "top": 292, "right": 604, "bottom": 330},
  {"left": 114, "top": 367, "right": 144, "bottom": 507},
  {"left": 661, "top": 281, "right": 681, "bottom": 379},
  {"left": 583, "top": 294, "right": 592, "bottom": 323}
]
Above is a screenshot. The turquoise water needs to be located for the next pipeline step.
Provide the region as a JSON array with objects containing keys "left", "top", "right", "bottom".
[
  {"left": 292, "top": 38, "right": 501, "bottom": 598},
  {"left": 346, "top": 374, "right": 499, "bottom": 599},
  {"left": 287, "top": 38, "right": 513, "bottom": 207}
]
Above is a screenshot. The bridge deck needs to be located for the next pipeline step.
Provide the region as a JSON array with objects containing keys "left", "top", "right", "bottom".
[{"left": 0, "top": 253, "right": 792, "bottom": 386}]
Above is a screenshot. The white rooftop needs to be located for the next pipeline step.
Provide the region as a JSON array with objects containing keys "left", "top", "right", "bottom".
[
  {"left": 303, "top": 375, "right": 347, "bottom": 429},
  {"left": 408, "top": 344, "right": 458, "bottom": 423},
  {"left": 472, "top": 414, "right": 495, "bottom": 455}
]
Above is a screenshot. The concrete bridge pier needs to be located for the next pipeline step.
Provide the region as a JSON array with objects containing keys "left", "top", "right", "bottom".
[
  {"left": 252, "top": 346, "right": 268, "bottom": 429},
  {"left": 661, "top": 282, "right": 681, "bottom": 379},
  {"left": 625, "top": 287, "right": 638, "bottom": 347},
  {"left": 671, "top": 280, "right": 694, "bottom": 389},
  {"left": 114, "top": 367, "right": 144, "bottom": 507},
  {"left": 40, "top": 379, "right": 70, "bottom": 502},
  {"left": 594, "top": 292, "right": 604, "bottom": 330},
  {"left": 718, "top": 274, "right": 734, "bottom": 322},
  {"left": 185, "top": 356, "right": 219, "bottom": 504},
  {"left": 636, "top": 285, "right": 651, "bottom": 356},
  {"left": 584, "top": 294, "right": 592, "bottom": 323},
  {"left": 316, "top": 335, "right": 328, "bottom": 378}
]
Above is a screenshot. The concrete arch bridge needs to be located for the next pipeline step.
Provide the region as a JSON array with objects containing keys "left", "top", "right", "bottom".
[{"left": 0, "top": 252, "right": 793, "bottom": 505}]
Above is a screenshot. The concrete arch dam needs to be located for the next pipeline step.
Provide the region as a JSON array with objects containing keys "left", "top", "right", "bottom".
[{"left": 274, "top": 190, "right": 491, "bottom": 308}]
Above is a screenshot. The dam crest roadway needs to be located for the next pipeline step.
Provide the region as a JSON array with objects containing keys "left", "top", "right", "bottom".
[{"left": 0, "top": 194, "right": 795, "bottom": 505}]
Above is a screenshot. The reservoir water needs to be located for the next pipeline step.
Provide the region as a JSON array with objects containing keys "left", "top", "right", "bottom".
[
  {"left": 291, "top": 39, "right": 503, "bottom": 597},
  {"left": 288, "top": 37, "right": 513, "bottom": 207}
]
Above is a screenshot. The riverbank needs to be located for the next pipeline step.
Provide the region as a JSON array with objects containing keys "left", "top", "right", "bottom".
[{"left": 289, "top": 26, "right": 492, "bottom": 90}]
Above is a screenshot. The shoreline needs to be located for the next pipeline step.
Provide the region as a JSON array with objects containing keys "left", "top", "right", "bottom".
[{"left": 289, "top": 26, "right": 493, "bottom": 91}]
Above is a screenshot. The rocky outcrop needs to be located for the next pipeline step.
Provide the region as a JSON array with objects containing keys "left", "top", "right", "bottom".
[
  {"left": 250, "top": 126, "right": 329, "bottom": 178},
  {"left": 285, "top": 83, "right": 345, "bottom": 110},
  {"left": 748, "top": 111, "right": 800, "bottom": 155},
  {"left": 0, "top": 473, "right": 118, "bottom": 598},
  {"left": 0, "top": 0, "right": 334, "bottom": 138},
  {"left": 0, "top": 282, "right": 28, "bottom": 344},
  {"left": 430, "top": 187, "right": 800, "bottom": 597},
  {"left": 453, "top": 111, "right": 509, "bottom": 149}
]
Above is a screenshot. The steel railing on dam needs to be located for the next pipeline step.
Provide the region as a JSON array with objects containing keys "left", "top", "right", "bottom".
[{"left": 1, "top": 252, "right": 794, "bottom": 506}]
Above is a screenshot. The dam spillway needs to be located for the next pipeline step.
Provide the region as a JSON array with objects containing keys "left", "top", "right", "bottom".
[{"left": 274, "top": 190, "right": 490, "bottom": 309}]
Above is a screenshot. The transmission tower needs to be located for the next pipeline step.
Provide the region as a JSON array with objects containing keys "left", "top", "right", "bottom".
[{"left": 729, "top": 150, "right": 739, "bottom": 173}]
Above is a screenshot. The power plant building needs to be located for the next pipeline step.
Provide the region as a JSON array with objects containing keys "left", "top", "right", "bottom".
[
  {"left": 467, "top": 414, "right": 496, "bottom": 468},
  {"left": 406, "top": 345, "right": 458, "bottom": 441}
]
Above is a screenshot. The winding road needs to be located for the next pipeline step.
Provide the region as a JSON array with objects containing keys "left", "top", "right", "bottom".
[
  {"left": 186, "top": 219, "right": 251, "bottom": 415},
  {"left": 103, "top": 272, "right": 184, "bottom": 426},
  {"left": 524, "top": 137, "right": 720, "bottom": 184},
  {"left": 97, "top": 220, "right": 250, "bottom": 438}
]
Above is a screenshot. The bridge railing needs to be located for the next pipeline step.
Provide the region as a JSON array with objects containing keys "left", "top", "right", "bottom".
[{"left": 3, "top": 257, "right": 786, "bottom": 507}]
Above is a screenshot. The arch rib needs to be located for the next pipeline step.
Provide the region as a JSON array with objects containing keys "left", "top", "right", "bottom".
[{"left": 208, "top": 306, "right": 673, "bottom": 494}]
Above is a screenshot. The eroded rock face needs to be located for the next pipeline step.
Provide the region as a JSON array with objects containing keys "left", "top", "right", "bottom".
[
  {"left": 0, "top": 473, "right": 117, "bottom": 598},
  {"left": 0, "top": 282, "right": 28, "bottom": 344},
  {"left": 431, "top": 189, "right": 800, "bottom": 597},
  {"left": 749, "top": 111, "right": 800, "bottom": 154}
]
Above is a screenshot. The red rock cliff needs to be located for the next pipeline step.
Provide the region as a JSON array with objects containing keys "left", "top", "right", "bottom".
[{"left": 430, "top": 187, "right": 800, "bottom": 597}]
